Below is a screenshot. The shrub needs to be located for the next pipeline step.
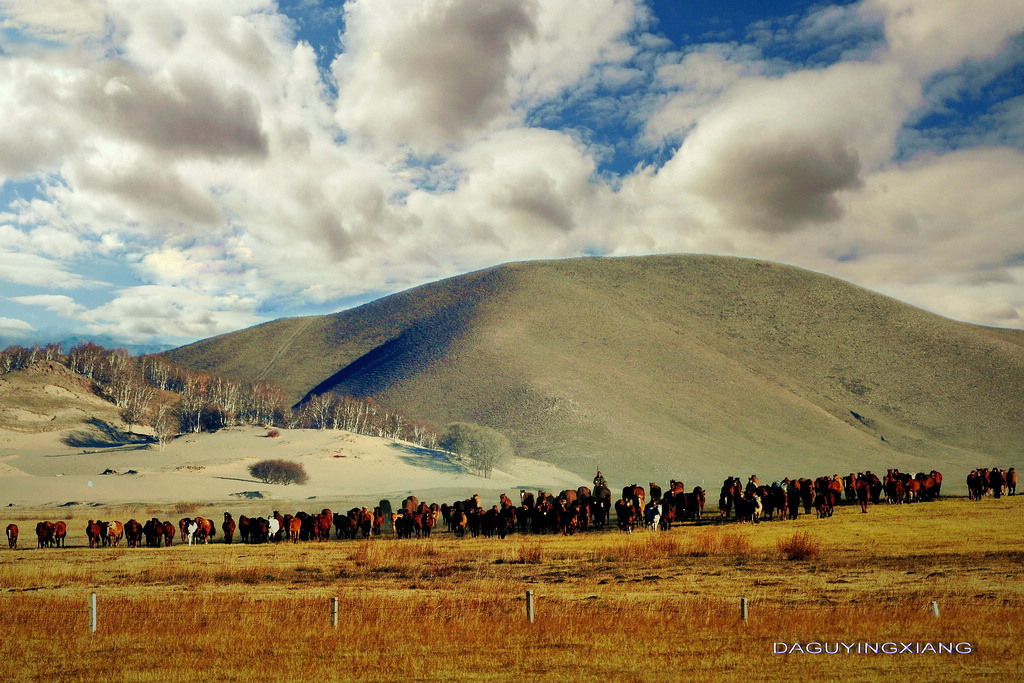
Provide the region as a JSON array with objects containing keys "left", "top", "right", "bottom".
[
  {"left": 266, "top": 429, "right": 281, "bottom": 438},
  {"left": 173, "top": 502, "right": 200, "bottom": 515},
  {"left": 248, "top": 459, "right": 308, "bottom": 485},
  {"left": 777, "top": 532, "right": 822, "bottom": 560}
]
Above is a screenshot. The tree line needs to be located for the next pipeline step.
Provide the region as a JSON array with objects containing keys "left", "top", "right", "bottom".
[{"left": 0, "top": 342, "right": 442, "bottom": 452}]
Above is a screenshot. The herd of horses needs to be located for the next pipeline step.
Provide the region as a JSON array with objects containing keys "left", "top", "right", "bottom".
[
  {"left": 967, "top": 467, "right": 1017, "bottom": 500},
  {"left": 4, "top": 466, "right": 1016, "bottom": 549}
]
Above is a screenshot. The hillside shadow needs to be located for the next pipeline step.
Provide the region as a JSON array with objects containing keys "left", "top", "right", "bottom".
[
  {"left": 389, "top": 443, "right": 468, "bottom": 475},
  {"left": 62, "top": 417, "right": 155, "bottom": 449}
]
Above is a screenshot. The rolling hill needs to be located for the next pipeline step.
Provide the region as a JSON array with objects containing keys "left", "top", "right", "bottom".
[{"left": 164, "top": 255, "right": 1024, "bottom": 488}]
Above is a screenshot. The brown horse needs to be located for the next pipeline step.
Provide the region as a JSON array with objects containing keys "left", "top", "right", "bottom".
[
  {"left": 314, "top": 510, "right": 332, "bottom": 541},
  {"left": 622, "top": 484, "right": 645, "bottom": 511},
  {"left": 6, "top": 523, "right": 17, "bottom": 548},
  {"left": 855, "top": 479, "right": 871, "bottom": 513},
  {"left": 222, "top": 513, "right": 236, "bottom": 544},
  {"left": 36, "top": 521, "right": 54, "bottom": 548},
  {"left": 162, "top": 521, "right": 176, "bottom": 546},
  {"left": 451, "top": 511, "right": 468, "bottom": 538},
  {"left": 143, "top": 519, "right": 163, "bottom": 547},
  {"left": 614, "top": 499, "right": 636, "bottom": 534},
  {"left": 194, "top": 517, "right": 215, "bottom": 543},
  {"left": 53, "top": 521, "right": 67, "bottom": 548},
  {"left": 86, "top": 520, "right": 102, "bottom": 548},
  {"left": 124, "top": 519, "right": 143, "bottom": 548}
]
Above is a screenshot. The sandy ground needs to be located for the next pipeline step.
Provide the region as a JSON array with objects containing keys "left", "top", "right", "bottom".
[{"left": 0, "top": 424, "right": 588, "bottom": 510}]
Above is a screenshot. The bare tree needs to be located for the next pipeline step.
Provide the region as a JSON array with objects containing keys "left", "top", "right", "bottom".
[{"left": 152, "top": 404, "right": 178, "bottom": 451}]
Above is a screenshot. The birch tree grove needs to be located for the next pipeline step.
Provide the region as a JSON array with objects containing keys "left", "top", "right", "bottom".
[{"left": 1, "top": 342, "right": 439, "bottom": 450}]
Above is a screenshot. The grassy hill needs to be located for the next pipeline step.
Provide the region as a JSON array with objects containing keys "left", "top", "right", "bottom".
[{"left": 164, "top": 255, "right": 1024, "bottom": 486}]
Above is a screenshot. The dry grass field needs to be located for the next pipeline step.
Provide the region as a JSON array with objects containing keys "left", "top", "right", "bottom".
[{"left": 2, "top": 496, "right": 1022, "bottom": 681}]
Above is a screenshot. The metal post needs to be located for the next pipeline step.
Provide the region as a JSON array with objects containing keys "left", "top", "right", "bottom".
[
  {"left": 331, "top": 597, "right": 339, "bottom": 628},
  {"left": 526, "top": 590, "right": 535, "bottom": 624},
  {"left": 930, "top": 601, "right": 940, "bottom": 618},
  {"left": 89, "top": 593, "right": 97, "bottom": 634},
  {"left": 741, "top": 597, "right": 748, "bottom": 622}
]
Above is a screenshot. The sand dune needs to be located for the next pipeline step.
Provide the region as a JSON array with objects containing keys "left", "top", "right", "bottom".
[{"left": 0, "top": 424, "right": 587, "bottom": 509}]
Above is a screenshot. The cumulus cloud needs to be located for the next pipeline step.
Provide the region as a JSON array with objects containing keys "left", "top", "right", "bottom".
[
  {"left": 78, "top": 65, "right": 269, "bottom": 158},
  {"left": 510, "top": 0, "right": 639, "bottom": 104},
  {"left": 0, "top": 0, "right": 1023, "bottom": 344},
  {"left": 646, "top": 48, "right": 761, "bottom": 143},
  {"left": 648, "top": 61, "right": 919, "bottom": 233},
  {"left": 865, "top": 0, "right": 1024, "bottom": 75},
  {"left": 334, "top": 0, "right": 538, "bottom": 149}
]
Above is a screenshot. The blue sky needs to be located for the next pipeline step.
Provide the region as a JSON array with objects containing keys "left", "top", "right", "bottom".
[{"left": 1, "top": 0, "right": 1023, "bottom": 350}]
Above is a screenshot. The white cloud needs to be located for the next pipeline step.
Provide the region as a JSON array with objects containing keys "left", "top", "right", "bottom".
[
  {"left": 864, "top": 0, "right": 1024, "bottom": 75},
  {"left": 77, "top": 64, "right": 269, "bottom": 159},
  {"left": 0, "top": 0, "right": 104, "bottom": 43},
  {"left": 646, "top": 49, "right": 761, "bottom": 143},
  {"left": 0, "top": 317, "right": 35, "bottom": 336},
  {"left": 10, "top": 294, "right": 86, "bottom": 318},
  {"left": 334, "top": 0, "right": 538, "bottom": 149},
  {"left": 645, "top": 60, "right": 920, "bottom": 233},
  {"left": 404, "top": 128, "right": 612, "bottom": 266},
  {"left": 510, "top": 0, "right": 640, "bottom": 104},
  {"left": 0, "top": 0, "right": 1023, "bottom": 342},
  {"left": 82, "top": 285, "right": 262, "bottom": 341},
  {"left": 0, "top": 250, "right": 104, "bottom": 289}
]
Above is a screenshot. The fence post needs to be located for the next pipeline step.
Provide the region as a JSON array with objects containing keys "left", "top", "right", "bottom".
[
  {"left": 331, "top": 597, "right": 339, "bottom": 628},
  {"left": 930, "top": 601, "right": 940, "bottom": 618},
  {"left": 89, "top": 593, "right": 97, "bottom": 634},
  {"left": 525, "top": 590, "right": 535, "bottom": 624},
  {"left": 740, "top": 597, "right": 748, "bottom": 622}
]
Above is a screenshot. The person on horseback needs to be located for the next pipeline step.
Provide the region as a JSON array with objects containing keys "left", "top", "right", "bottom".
[{"left": 593, "top": 470, "right": 606, "bottom": 488}]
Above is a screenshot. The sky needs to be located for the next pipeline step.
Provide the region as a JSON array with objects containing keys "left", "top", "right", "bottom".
[{"left": 0, "top": 0, "right": 1023, "bottom": 350}]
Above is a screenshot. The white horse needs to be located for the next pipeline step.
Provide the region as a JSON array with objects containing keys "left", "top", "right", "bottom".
[
  {"left": 751, "top": 494, "right": 764, "bottom": 524},
  {"left": 268, "top": 518, "right": 281, "bottom": 541},
  {"left": 185, "top": 520, "right": 199, "bottom": 546}
]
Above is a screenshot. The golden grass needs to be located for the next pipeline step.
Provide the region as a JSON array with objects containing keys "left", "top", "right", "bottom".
[
  {"left": 777, "top": 531, "right": 823, "bottom": 560},
  {"left": 172, "top": 501, "right": 201, "bottom": 515},
  {"left": 1, "top": 497, "right": 1023, "bottom": 680}
]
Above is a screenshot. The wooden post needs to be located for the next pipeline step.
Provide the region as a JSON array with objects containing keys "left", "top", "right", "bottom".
[
  {"left": 526, "top": 590, "right": 535, "bottom": 624},
  {"left": 740, "top": 597, "right": 748, "bottom": 622},
  {"left": 331, "top": 597, "right": 339, "bottom": 628},
  {"left": 930, "top": 601, "right": 940, "bottom": 618},
  {"left": 89, "top": 593, "right": 97, "bottom": 634}
]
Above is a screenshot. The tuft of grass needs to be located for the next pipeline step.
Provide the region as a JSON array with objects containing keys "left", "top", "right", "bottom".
[
  {"left": 504, "top": 542, "right": 544, "bottom": 564},
  {"left": 173, "top": 502, "right": 200, "bottom": 515},
  {"left": 777, "top": 531, "right": 822, "bottom": 560},
  {"left": 687, "top": 529, "right": 753, "bottom": 557}
]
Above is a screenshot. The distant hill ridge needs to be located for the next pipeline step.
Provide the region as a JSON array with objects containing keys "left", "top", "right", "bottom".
[{"left": 164, "top": 254, "right": 1024, "bottom": 485}]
